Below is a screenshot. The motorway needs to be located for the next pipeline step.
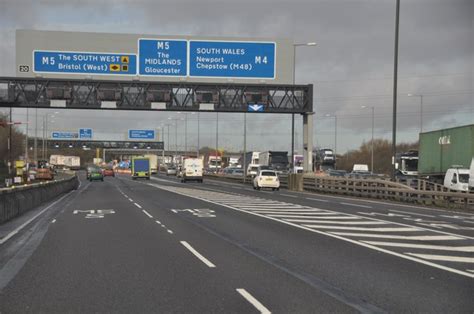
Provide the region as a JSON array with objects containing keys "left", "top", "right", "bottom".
[{"left": 0, "top": 173, "right": 473, "bottom": 313}]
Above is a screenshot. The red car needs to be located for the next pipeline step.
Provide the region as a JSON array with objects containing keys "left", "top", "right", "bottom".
[{"left": 102, "top": 168, "right": 115, "bottom": 177}]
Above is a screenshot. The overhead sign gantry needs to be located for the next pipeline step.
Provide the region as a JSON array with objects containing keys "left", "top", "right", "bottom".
[{"left": 7, "top": 29, "right": 314, "bottom": 172}]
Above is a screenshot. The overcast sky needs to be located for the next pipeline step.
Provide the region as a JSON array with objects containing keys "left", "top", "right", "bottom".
[{"left": 0, "top": 0, "right": 472, "bottom": 154}]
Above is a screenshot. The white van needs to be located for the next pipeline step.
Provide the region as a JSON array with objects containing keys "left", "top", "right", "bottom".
[
  {"left": 443, "top": 167, "right": 470, "bottom": 192},
  {"left": 181, "top": 158, "right": 204, "bottom": 183},
  {"left": 469, "top": 158, "right": 474, "bottom": 192}
]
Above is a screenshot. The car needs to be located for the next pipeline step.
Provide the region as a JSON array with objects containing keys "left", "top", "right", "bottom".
[
  {"left": 166, "top": 166, "right": 177, "bottom": 176},
  {"left": 88, "top": 166, "right": 104, "bottom": 182},
  {"left": 231, "top": 169, "right": 244, "bottom": 176},
  {"left": 103, "top": 167, "right": 115, "bottom": 177},
  {"left": 253, "top": 170, "right": 280, "bottom": 191}
]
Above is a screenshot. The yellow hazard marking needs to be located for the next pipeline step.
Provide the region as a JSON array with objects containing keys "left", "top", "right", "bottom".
[
  {"left": 110, "top": 64, "right": 120, "bottom": 72},
  {"left": 121, "top": 56, "right": 129, "bottom": 63}
]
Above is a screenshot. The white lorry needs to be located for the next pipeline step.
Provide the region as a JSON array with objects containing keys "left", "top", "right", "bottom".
[
  {"left": 144, "top": 154, "right": 159, "bottom": 174},
  {"left": 443, "top": 167, "right": 470, "bottom": 192},
  {"left": 64, "top": 156, "right": 81, "bottom": 170},
  {"left": 181, "top": 158, "right": 204, "bottom": 183},
  {"left": 469, "top": 158, "right": 474, "bottom": 192}
]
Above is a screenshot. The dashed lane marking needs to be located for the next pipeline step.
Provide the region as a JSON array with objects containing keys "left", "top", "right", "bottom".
[
  {"left": 236, "top": 288, "right": 271, "bottom": 314},
  {"left": 142, "top": 210, "right": 153, "bottom": 218},
  {"left": 180, "top": 241, "right": 216, "bottom": 268}
]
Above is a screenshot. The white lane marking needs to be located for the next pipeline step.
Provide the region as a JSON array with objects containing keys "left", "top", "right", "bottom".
[
  {"left": 146, "top": 185, "right": 474, "bottom": 278},
  {"left": 252, "top": 212, "right": 334, "bottom": 216},
  {"left": 339, "top": 202, "right": 372, "bottom": 209},
  {"left": 406, "top": 253, "right": 474, "bottom": 263},
  {"left": 0, "top": 191, "right": 73, "bottom": 245},
  {"left": 440, "top": 214, "right": 474, "bottom": 220},
  {"left": 167, "top": 230, "right": 174, "bottom": 234},
  {"left": 305, "top": 197, "right": 329, "bottom": 202},
  {"left": 330, "top": 233, "right": 463, "bottom": 241},
  {"left": 390, "top": 209, "right": 435, "bottom": 218},
  {"left": 178, "top": 186, "right": 474, "bottom": 240},
  {"left": 155, "top": 220, "right": 162, "bottom": 224},
  {"left": 362, "top": 241, "right": 474, "bottom": 252},
  {"left": 231, "top": 204, "right": 306, "bottom": 208},
  {"left": 123, "top": 194, "right": 129, "bottom": 198},
  {"left": 142, "top": 210, "right": 153, "bottom": 218},
  {"left": 271, "top": 215, "right": 358, "bottom": 219},
  {"left": 281, "top": 193, "right": 298, "bottom": 198},
  {"left": 291, "top": 220, "right": 387, "bottom": 225},
  {"left": 128, "top": 198, "right": 134, "bottom": 202},
  {"left": 180, "top": 241, "right": 216, "bottom": 268},
  {"left": 285, "top": 216, "right": 359, "bottom": 222},
  {"left": 236, "top": 288, "right": 271, "bottom": 314},
  {"left": 303, "top": 225, "right": 419, "bottom": 232},
  {"left": 134, "top": 203, "right": 142, "bottom": 209},
  {"left": 51, "top": 219, "right": 56, "bottom": 224},
  {"left": 467, "top": 270, "right": 474, "bottom": 273},
  {"left": 246, "top": 208, "right": 324, "bottom": 212}
]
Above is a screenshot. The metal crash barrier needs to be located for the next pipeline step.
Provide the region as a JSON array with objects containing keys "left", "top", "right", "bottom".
[
  {"left": 204, "top": 173, "right": 473, "bottom": 210},
  {"left": 0, "top": 175, "right": 79, "bottom": 224}
]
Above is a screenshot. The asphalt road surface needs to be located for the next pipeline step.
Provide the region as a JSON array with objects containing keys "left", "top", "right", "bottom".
[{"left": 0, "top": 172, "right": 473, "bottom": 313}]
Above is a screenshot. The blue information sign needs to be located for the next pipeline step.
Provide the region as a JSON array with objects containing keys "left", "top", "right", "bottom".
[
  {"left": 34, "top": 51, "right": 137, "bottom": 75},
  {"left": 138, "top": 39, "right": 187, "bottom": 76},
  {"left": 189, "top": 41, "right": 275, "bottom": 78},
  {"left": 128, "top": 129, "right": 155, "bottom": 139},
  {"left": 247, "top": 104, "right": 265, "bottom": 112},
  {"left": 51, "top": 131, "right": 78, "bottom": 139},
  {"left": 79, "top": 128, "right": 93, "bottom": 139}
]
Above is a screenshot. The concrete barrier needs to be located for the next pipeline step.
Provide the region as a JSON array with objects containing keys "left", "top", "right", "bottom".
[{"left": 0, "top": 176, "right": 79, "bottom": 225}]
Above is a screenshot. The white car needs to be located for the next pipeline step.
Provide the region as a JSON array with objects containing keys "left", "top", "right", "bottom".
[
  {"left": 166, "top": 166, "right": 177, "bottom": 176},
  {"left": 253, "top": 170, "right": 280, "bottom": 191}
]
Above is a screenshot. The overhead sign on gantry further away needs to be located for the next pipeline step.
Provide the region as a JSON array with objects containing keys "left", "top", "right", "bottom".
[{"left": 16, "top": 30, "right": 293, "bottom": 83}]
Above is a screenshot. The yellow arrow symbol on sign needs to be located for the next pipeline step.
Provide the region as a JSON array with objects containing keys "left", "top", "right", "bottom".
[
  {"left": 110, "top": 64, "right": 120, "bottom": 72},
  {"left": 121, "top": 56, "right": 129, "bottom": 63}
]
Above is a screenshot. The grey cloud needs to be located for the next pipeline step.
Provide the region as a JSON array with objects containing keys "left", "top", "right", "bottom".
[{"left": 1, "top": 0, "right": 473, "bottom": 153}]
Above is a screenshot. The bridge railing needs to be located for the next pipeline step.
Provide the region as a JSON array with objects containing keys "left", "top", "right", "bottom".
[
  {"left": 302, "top": 175, "right": 473, "bottom": 210},
  {"left": 204, "top": 173, "right": 473, "bottom": 210}
]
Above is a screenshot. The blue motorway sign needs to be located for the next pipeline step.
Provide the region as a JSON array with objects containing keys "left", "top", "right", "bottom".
[
  {"left": 248, "top": 104, "right": 265, "bottom": 112},
  {"left": 128, "top": 129, "right": 155, "bottom": 139},
  {"left": 34, "top": 51, "right": 137, "bottom": 75},
  {"left": 189, "top": 41, "right": 275, "bottom": 79},
  {"left": 51, "top": 131, "right": 78, "bottom": 139},
  {"left": 138, "top": 39, "right": 187, "bottom": 76},
  {"left": 79, "top": 128, "right": 93, "bottom": 139}
]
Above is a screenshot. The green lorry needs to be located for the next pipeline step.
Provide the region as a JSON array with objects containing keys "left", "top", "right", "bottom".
[{"left": 418, "top": 124, "right": 474, "bottom": 183}]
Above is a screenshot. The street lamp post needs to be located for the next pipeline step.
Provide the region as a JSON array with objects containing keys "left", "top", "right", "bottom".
[
  {"left": 196, "top": 112, "right": 200, "bottom": 157},
  {"left": 243, "top": 112, "right": 247, "bottom": 183},
  {"left": 34, "top": 108, "right": 38, "bottom": 162},
  {"left": 408, "top": 93, "right": 423, "bottom": 133},
  {"left": 325, "top": 113, "right": 337, "bottom": 169},
  {"left": 292, "top": 42, "right": 316, "bottom": 172},
  {"left": 362, "top": 106, "right": 375, "bottom": 173},
  {"left": 215, "top": 112, "right": 219, "bottom": 163}
]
